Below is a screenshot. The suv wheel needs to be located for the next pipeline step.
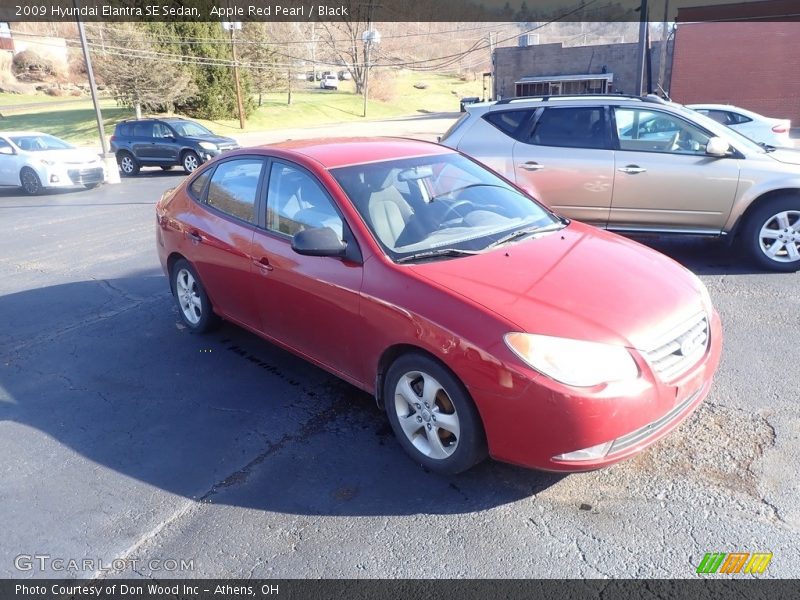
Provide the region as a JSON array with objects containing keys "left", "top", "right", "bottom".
[
  {"left": 742, "top": 196, "right": 800, "bottom": 272},
  {"left": 117, "top": 151, "right": 140, "bottom": 177},
  {"left": 182, "top": 151, "right": 200, "bottom": 174}
]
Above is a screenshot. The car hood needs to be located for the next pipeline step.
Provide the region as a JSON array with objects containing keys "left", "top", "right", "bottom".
[
  {"left": 408, "top": 222, "right": 706, "bottom": 350},
  {"left": 184, "top": 134, "right": 238, "bottom": 146},
  {"left": 25, "top": 149, "right": 101, "bottom": 163},
  {"left": 766, "top": 148, "right": 800, "bottom": 166}
]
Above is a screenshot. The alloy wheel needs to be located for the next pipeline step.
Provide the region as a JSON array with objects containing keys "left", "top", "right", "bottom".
[
  {"left": 120, "top": 155, "right": 135, "bottom": 174},
  {"left": 758, "top": 210, "right": 800, "bottom": 263},
  {"left": 175, "top": 268, "right": 202, "bottom": 325},
  {"left": 183, "top": 153, "right": 199, "bottom": 172},
  {"left": 393, "top": 370, "right": 460, "bottom": 460}
]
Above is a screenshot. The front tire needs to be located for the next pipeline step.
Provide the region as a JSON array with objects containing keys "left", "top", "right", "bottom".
[
  {"left": 117, "top": 151, "right": 140, "bottom": 177},
  {"left": 741, "top": 196, "right": 800, "bottom": 272},
  {"left": 160, "top": 165, "right": 174, "bottom": 171},
  {"left": 171, "top": 259, "right": 219, "bottom": 333},
  {"left": 182, "top": 151, "right": 200, "bottom": 174},
  {"left": 384, "top": 353, "right": 487, "bottom": 474},
  {"left": 20, "top": 167, "right": 43, "bottom": 195}
]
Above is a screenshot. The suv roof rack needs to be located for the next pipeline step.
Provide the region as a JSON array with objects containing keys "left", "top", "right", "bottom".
[{"left": 494, "top": 93, "right": 668, "bottom": 105}]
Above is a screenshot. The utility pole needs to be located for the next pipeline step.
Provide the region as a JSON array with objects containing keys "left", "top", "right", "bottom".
[
  {"left": 362, "top": 1, "right": 373, "bottom": 118},
  {"left": 488, "top": 32, "right": 496, "bottom": 100},
  {"left": 226, "top": 22, "right": 246, "bottom": 130},
  {"left": 634, "top": 0, "right": 649, "bottom": 95},
  {"left": 657, "top": 0, "right": 671, "bottom": 96},
  {"left": 74, "top": 1, "right": 120, "bottom": 184}
]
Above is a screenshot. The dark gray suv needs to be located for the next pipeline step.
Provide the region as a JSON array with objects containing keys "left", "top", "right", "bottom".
[{"left": 110, "top": 117, "right": 239, "bottom": 176}]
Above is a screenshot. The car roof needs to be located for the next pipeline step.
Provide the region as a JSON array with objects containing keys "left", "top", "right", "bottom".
[
  {"left": 686, "top": 103, "right": 764, "bottom": 117},
  {"left": 0, "top": 131, "right": 47, "bottom": 136},
  {"left": 261, "top": 137, "right": 454, "bottom": 169}
]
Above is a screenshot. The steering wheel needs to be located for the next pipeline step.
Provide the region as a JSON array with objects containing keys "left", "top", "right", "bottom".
[{"left": 440, "top": 200, "right": 475, "bottom": 223}]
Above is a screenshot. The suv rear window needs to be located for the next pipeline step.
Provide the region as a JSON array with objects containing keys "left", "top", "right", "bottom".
[
  {"left": 484, "top": 110, "right": 531, "bottom": 138},
  {"left": 116, "top": 123, "right": 131, "bottom": 136},
  {"left": 529, "top": 107, "right": 608, "bottom": 149}
]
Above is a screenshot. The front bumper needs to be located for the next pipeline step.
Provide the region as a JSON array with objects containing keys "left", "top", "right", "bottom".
[
  {"left": 40, "top": 163, "right": 106, "bottom": 188},
  {"left": 473, "top": 310, "right": 723, "bottom": 472},
  {"left": 198, "top": 145, "right": 240, "bottom": 162}
]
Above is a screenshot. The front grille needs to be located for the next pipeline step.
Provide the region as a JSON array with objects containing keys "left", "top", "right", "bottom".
[
  {"left": 67, "top": 167, "right": 104, "bottom": 185},
  {"left": 608, "top": 387, "right": 701, "bottom": 454},
  {"left": 641, "top": 313, "right": 709, "bottom": 382}
]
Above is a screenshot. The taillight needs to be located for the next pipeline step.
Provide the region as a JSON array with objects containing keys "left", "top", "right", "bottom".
[
  {"left": 109, "top": 135, "right": 117, "bottom": 143},
  {"left": 772, "top": 124, "right": 789, "bottom": 134}
]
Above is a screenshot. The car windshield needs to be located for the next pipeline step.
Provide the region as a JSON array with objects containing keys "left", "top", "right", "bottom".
[
  {"left": 168, "top": 121, "right": 214, "bottom": 137},
  {"left": 332, "top": 153, "right": 562, "bottom": 262},
  {"left": 10, "top": 134, "right": 72, "bottom": 152}
]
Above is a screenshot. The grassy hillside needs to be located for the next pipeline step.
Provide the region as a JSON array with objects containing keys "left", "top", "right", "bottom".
[{"left": 0, "top": 71, "right": 483, "bottom": 145}]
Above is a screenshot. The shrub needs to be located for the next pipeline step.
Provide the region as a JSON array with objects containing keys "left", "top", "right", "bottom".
[{"left": 12, "top": 50, "right": 55, "bottom": 75}]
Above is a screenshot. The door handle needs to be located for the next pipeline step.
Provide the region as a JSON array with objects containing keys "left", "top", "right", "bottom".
[
  {"left": 618, "top": 165, "right": 646, "bottom": 174},
  {"left": 519, "top": 161, "right": 544, "bottom": 171},
  {"left": 253, "top": 256, "right": 273, "bottom": 272},
  {"left": 187, "top": 231, "right": 202, "bottom": 244}
]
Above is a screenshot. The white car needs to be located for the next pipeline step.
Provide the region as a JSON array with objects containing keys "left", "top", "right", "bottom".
[
  {"left": 688, "top": 104, "right": 792, "bottom": 148},
  {"left": 0, "top": 131, "right": 106, "bottom": 195},
  {"left": 320, "top": 74, "right": 339, "bottom": 90}
]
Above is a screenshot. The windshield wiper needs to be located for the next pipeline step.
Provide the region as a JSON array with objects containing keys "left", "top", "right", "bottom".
[
  {"left": 488, "top": 220, "right": 567, "bottom": 249},
  {"left": 396, "top": 248, "right": 482, "bottom": 264}
]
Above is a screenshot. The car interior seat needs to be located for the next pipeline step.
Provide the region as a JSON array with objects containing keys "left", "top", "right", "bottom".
[{"left": 364, "top": 168, "right": 413, "bottom": 249}]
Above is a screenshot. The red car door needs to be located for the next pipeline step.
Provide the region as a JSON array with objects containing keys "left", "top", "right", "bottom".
[
  {"left": 249, "top": 160, "right": 365, "bottom": 384},
  {"left": 180, "top": 157, "right": 266, "bottom": 331}
]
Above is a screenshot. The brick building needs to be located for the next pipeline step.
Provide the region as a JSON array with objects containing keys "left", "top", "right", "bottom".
[
  {"left": 670, "top": 1, "right": 800, "bottom": 123},
  {"left": 493, "top": 39, "right": 671, "bottom": 100}
]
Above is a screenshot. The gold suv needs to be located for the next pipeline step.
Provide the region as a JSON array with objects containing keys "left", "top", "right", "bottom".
[{"left": 441, "top": 94, "right": 800, "bottom": 272}]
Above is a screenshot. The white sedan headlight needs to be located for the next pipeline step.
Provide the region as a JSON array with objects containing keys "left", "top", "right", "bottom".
[
  {"left": 198, "top": 142, "right": 217, "bottom": 150},
  {"left": 504, "top": 333, "right": 639, "bottom": 387},
  {"left": 38, "top": 158, "right": 56, "bottom": 166}
]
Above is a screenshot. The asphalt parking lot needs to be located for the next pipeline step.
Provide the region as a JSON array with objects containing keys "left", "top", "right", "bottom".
[{"left": 1, "top": 163, "right": 798, "bottom": 579}]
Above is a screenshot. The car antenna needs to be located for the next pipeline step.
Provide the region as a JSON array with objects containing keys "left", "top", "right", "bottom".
[{"left": 656, "top": 84, "right": 671, "bottom": 102}]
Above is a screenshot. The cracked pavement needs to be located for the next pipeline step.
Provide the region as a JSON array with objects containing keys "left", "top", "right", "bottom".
[{"left": 0, "top": 143, "right": 798, "bottom": 579}]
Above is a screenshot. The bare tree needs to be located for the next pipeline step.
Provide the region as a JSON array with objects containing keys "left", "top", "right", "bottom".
[
  {"left": 319, "top": 1, "right": 373, "bottom": 95},
  {"left": 93, "top": 24, "right": 195, "bottom": 118}
]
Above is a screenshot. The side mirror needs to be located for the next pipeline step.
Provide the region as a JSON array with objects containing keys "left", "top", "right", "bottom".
[
  {"left": 292, "top": 227, "right": 347, "bottom": 258},
  {"left": 706, "top": 137, "right": 730, "bottom": 157},
  {"left": 0, "top": 146, "right": 14, "bottom": 155}
]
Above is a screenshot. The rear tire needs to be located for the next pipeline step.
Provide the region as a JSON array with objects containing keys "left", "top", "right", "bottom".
[
  {"left": 384, "top": 353, "right": 487, "bottom": 474},
  {"left": 84, "top": 182, "right": 101, "bottom": 189},
  {"left": 117, "top": 151, "right": 140, "bottom": 177},
  {"left": 741, "top": 196, "right": 800, "bottom": 272},
  {"left": 170, "top": 259, "right": 219, "bottom": 333},
  {"left": 20, "top": 167, "right": 43, "bottom": 195}
]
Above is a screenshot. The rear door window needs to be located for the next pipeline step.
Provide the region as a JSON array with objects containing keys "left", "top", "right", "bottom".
[
  {"left": 132, "top": 122, "right": 154, "bottom": 138},
  {"left": 527, "top": 107, "right": 609, "bottom": 149},
  {"left": 206, "top": 159, "right": 265, "bottom": 224}
]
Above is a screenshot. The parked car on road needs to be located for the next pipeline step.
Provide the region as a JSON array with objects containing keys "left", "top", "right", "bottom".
[
  {"left": 110, "top": 117, "right": 239, "bottom": 176},
  {"left": 0, "top": 131, "right": 105, "bottom": 195},
  {"left": 156, "top": 138, "right": 721, "bottom": 474},
  {"left": 688, "top": 103, "right": 791, "bottom": 148},
  {"left": 441, "top": 94, "right": 800, "bottom": 272},
  {"left": 338, "top": 70, "right": 352, "bottom": 81},
  {"left": 320, "top": 74, "right": 339, "bottom": 90}
]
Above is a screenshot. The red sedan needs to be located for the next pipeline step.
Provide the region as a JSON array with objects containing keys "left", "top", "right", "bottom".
[{"left": 156, "top": 138, "right": 722, "bottom": 474}]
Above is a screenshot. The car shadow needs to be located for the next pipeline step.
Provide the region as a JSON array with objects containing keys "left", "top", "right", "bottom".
[
  {"left": 0, "top": 275, "right": 564, "bottom": 518},
  {"left": 624, "top": 233, "right": 772, "bottom": 276}
]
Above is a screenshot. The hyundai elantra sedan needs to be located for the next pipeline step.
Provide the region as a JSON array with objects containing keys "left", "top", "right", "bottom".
[{"left": 156, "top": 138, "right": 722, "bottom": 474}]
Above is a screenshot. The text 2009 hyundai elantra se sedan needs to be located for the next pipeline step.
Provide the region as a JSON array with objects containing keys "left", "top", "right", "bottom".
[{"left": 156, "top": 138, "right": 722, "bottom": 474}]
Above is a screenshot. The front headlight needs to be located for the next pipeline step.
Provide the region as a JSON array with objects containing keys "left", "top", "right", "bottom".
[
  {"left": 198, "top": 142, "right": 217, "bottom": 150},
  {"left": 504, "top": 333, "right": 639, "bottom": 387}
]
